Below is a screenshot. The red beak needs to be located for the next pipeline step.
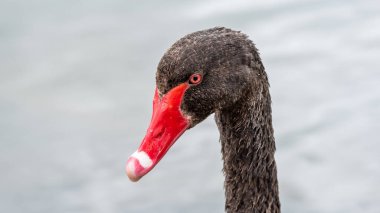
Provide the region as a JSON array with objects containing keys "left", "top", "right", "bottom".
[{"left": 126, "top": 83, "right": 190, "bottom": 181}]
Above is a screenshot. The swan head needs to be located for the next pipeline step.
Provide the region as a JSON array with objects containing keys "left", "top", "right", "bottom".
[{"left": 126, "top": 27, "right": 264, "bottom": 181}]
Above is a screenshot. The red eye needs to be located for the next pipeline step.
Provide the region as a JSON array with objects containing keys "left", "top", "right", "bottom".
[{"left": 189, "top": 73, "right": 202, "bottom": 84}]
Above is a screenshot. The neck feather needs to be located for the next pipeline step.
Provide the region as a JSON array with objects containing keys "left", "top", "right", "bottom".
[{"left": 215, "top": 84, "right": 280, "bottom": 213}]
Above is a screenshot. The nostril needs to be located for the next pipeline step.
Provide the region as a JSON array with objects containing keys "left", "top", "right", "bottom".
[
  {"left": 154, "top": 130, "right": 163, "bottom": 138},
  {"left": 152, "top": 128, "right": 165, "bottom": 139}
]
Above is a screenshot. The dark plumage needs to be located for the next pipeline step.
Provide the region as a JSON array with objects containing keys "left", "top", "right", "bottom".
[{"left": 157, "top": 27, "right": 280, "bottom": 212}]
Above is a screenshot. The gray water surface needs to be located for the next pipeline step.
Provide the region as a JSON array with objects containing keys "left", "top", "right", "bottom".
[{"left": 1, "top": 0, "right": 380, "bottom": 212}]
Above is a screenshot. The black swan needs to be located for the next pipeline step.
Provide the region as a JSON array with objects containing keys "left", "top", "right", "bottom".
[{"left": 126, "top": 27, "right": 280, "bottom": 212}]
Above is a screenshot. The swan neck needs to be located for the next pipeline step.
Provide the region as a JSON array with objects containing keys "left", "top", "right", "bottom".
[{"left": 215, "top": 88, "right": 280, "bottom": 213}]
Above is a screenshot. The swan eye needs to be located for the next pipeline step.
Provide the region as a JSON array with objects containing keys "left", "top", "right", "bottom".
[{"left": 189, "top": 73, "right": 202, "bottom": 85}]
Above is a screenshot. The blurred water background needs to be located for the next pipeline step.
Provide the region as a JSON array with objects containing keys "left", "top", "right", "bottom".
[{"left": 1, "top": 0, "right": 380, "bottom": 212}]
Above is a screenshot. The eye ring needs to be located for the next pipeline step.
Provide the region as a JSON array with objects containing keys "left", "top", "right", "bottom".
[{"left": 189, "top": 73, "right": 202, "bottom": 85}]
